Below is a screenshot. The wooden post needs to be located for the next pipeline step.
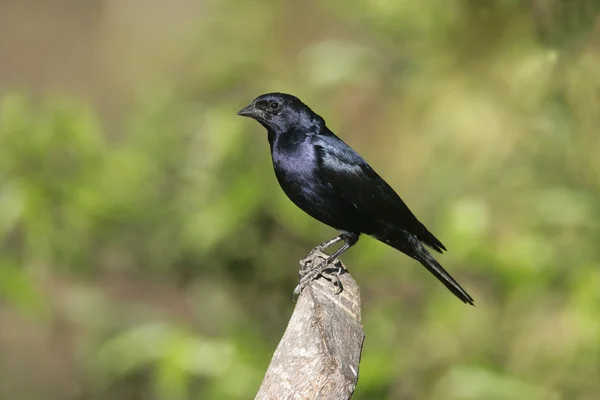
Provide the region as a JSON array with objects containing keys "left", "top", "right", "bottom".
[{"left": 256, "top": 251, "right": 365, "bottom": 400}]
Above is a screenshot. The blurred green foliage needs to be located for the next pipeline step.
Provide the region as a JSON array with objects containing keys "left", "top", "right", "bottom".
[{"left": 0, "top": 0, "right": 600, "bottom": 399}]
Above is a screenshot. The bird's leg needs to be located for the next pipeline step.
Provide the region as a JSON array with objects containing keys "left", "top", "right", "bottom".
[
  {"left": 313, "top": 234, "right": 345, "bottom": 253},
  {"left": 293, "top": 233, "right": 359, "bottom": 300}
]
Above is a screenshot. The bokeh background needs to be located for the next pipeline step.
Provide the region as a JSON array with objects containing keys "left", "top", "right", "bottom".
[{"left": 1, "top": 0, "right": 599, "bottom": 399}]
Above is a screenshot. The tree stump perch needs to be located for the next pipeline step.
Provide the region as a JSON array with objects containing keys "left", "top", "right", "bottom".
[{"left": 255, "top": 251, "right": 365, "bottom": 400}]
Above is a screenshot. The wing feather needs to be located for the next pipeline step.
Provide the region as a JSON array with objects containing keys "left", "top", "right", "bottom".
[{"left": 313, "top": 135, "right": 446, "bottom": 252}]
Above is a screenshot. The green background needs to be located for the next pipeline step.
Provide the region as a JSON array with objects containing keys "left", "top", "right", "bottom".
[{"left": 1, "top": 1, "right": 599, "bottom": 399}]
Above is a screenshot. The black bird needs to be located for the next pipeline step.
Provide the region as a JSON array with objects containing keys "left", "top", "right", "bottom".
[{"left": 237, "top": 93, "right": 474, "bottom": 305}]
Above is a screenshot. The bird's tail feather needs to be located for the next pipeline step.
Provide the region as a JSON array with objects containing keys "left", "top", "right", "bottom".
[
  {"left": 412, "top": 247, "right": 474, "bottom": 305},
  {"left": 376, "top": 230, "right": 474, "bottom": 305}
]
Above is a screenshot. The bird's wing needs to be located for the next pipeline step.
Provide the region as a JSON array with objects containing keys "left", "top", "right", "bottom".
[{"left": 313, "top": 134, "right": 446, "bottom": 252}]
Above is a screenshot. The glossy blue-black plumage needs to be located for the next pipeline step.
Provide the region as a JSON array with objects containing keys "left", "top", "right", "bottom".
[{"left": 238, "top": 93, "right": 473, "bottom": 305}]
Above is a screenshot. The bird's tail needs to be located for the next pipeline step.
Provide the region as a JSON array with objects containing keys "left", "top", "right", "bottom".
[{"left": 410, "top": 243, "right": 474, "bottom": 305}]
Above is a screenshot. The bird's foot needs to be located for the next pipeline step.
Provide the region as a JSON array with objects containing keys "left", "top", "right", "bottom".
[
  {"left": 332, "top": 262, "right": 345, "bottom": 293},
  {"left": 293, "top": 258, "right": 345, "bottom": 302},
  {"left": 320, "top": 261, "right": 344, "bottom": 294},
  {"left": 300, "top": 239, "right": 339, "bottom": 269},
  {"left": 299, "top": 250, "right": 324, "bottom": 276},
  {"left": 293, "top": 261, "right": 327, "bottom": 301}
]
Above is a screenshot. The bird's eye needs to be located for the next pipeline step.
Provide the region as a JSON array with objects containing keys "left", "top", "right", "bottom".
[{"left": 269, "top": 101, "right": 279, "bottom": 110}]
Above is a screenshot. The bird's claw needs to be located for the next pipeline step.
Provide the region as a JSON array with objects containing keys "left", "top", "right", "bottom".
[
  {"left": 293, "top": 259, "right": 345, "bottom": 302},
  {"left": 292, "top": 262, "right": 325, "bottom": 301},
  {"left": 299, "top": 250, "right": 326, "bottom": 277},
  {"left": 328, "top": 263, "right": 344, "bottom": 294}
]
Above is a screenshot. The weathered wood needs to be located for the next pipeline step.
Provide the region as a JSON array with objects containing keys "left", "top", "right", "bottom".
[{"left": 256, "top": 251, "right": 365, "bottom": 400}]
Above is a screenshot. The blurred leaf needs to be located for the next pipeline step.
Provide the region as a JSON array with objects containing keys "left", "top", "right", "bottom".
[
  {"left": 434, "top": 366, "right": 561, "bottom": 400},
  {"left": 0, "top": 258, "right": 47, "bottom": 318},
  {"left": 94, "top": 322, "right": 235, "bottom": 399},
  {"left": 300, "top": 40, "right": 379, "bottom": 87},
  {"left": 530, "top": 188, "right": 595, "bottom": 228}
]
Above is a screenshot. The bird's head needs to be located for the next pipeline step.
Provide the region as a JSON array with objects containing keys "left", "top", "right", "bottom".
[{"left": 237, "top": 93, "right": 324, "bottom": 134}]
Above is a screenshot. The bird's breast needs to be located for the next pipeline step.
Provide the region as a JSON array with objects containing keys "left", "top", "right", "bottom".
[
  {"left": 271, "top": 141, "right": 320, "bottom": 197},
  {"left": 270, "top": 140, "right": 363, "bottom": 232}
]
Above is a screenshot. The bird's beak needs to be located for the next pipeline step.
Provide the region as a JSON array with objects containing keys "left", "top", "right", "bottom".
[{"left": 237, "top": 104, "right": 263, "bottom": 119}]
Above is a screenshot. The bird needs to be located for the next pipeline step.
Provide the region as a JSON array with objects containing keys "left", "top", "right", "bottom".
[{"left": 237, "top": 92, "right": 474, "bottom": 305}]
